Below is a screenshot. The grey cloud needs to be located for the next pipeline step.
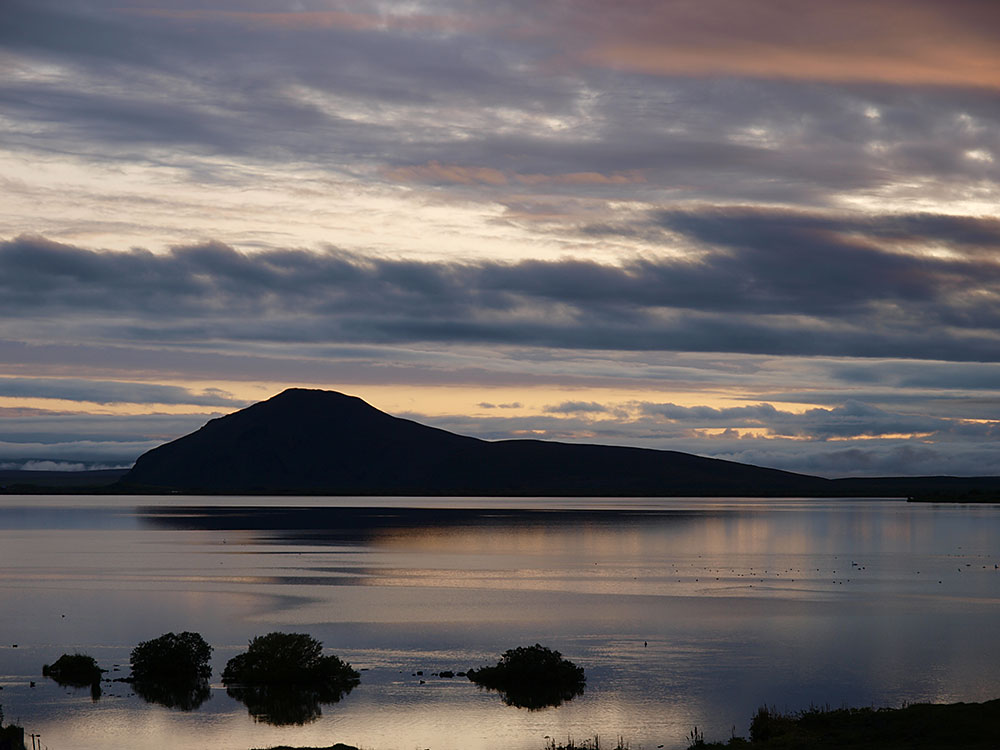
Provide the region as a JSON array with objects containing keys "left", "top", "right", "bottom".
[
  {"left": 750, "top": 391, "right": 1000, "bottom": 424},
  {"left": 0, "top": 376, "right": 245, "bottom": 406},
  {"left": 0, "top": 1, "right": 161, "bottom": 67},
  {"left": 653, "top": 208, "right": 1000, "bottom": 318},
  {"left": 405, "top": 406, "right": 1000, "bottom": 477},
  {"left": 5, "top": 1, "right": 1000, "bottom": 209},
  {"left": 641, "top": 403, "right": 780, "bottom": 422},
  {"left": 0, "top": 439, "right": 155, "bottom": 464},
  {"left": 706, "top": 440, "right": 1000, "bottom": 479},
  {"left": 0, "top": 459, "right": 129, "bottom": 471},
  {"left": 3, "top": 231, "right": 1000, "bottom": 361},
  {"left": 544, "top": 401, "right": 609, "bottom": 414},
  {"left": 0, "top": 412, "right": 215, "bottom": 445},
  {"left": 0, "top": 338, "right": 661, "bottom": 391},
  {"left": 829, "top": 361, "right": 1000, "bottom": 391},
  {"left": 638, "top": 398, "right": 998, "bottom": 441},
  {"left": 1, "top": 0, "right": 577, "bottom": 170}
]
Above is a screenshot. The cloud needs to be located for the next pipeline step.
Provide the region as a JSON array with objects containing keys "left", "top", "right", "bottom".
[
  {"left": 0, "top": 409, "right": 214, "bottom": 465},
  {"left": 0, "top": 412, "right": 214, "bottom": 445},
  {"left": 639, "top": 398, "right": 999, "bottom": 442},
  {"left": 0, "top": 459, "right": 127, "bottom": 472},
  {"left": 384, "top": 162, "right": 510, "bottom": 186},
  {"left": 412, "top": 400, "right": 1000, "bottom": 477},
  {"left": 0, "top": 376, "right": 245, "bottom": 406},
  {"left": 0, "top": 439, "right": 157, "bottom": 463},
  {"left": 544, "top": 401, "right": 609, "bottom": 414},
  {"left": 2, "top": 225, "right": 998, "bottom": 361},
  {"left": 3, "top": 0, "right": 1000, "bottom": 477},
  {"left": 384, "top": 162, "right": 646, "bottom": 188},
  {"left": 6, "top": 0, "right": 999, "bottom": 227},
  {"left": 540, "top": 0, "right": 1000, "bottom": 88}
]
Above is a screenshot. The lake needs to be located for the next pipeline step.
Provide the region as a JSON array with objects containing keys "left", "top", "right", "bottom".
[{"left": 0, "top": 495, "right": 998, "bottom": 750}]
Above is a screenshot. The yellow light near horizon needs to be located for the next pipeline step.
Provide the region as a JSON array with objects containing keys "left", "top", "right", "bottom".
[
  {"left": 0, "top": 376, "right": 831, "bottom": 422},
  {"left": 214, "top": 382, "right": 829, "bottom": 420}
]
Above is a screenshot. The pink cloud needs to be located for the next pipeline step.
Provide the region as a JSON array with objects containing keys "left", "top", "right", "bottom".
[
  {"left": 515, "top": 171, "right": 646, "bottom": 186},
  {"left": 539, "top": 0, "right": 1000, "bottom": 87},
  {"left": 383, "top": 162, "right": 509, "bottom": 186},
  {"left": 384, "top": 162, "right": 646, "bottom": 187}
]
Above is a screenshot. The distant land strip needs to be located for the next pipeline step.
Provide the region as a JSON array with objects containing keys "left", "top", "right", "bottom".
[{"left": 3, "top": 389, "right": 1000, "bottom": 500}]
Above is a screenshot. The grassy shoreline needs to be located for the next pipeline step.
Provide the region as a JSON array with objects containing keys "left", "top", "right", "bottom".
[
  {"left": 249, "top": 697, "right": 1000, "bottom": 750},
  {"left": 690, "top": 698, "right": 1000, "bottom": 749}
]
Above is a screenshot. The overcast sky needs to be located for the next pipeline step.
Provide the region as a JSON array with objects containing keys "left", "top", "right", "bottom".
[{"left": 2, "top": 0, "right": 999, "bottom": 477}]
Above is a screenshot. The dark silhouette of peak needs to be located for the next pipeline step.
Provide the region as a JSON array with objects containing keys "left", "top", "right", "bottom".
[{"left": 123, "top": 388, "right": 831, "bottom": 496}]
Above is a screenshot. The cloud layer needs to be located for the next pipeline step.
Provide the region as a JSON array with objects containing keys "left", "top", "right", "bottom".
[
  {"left": 3, "top": 218, "right": 997, "bottom": 360},
  {"left": 2, "top": 0, "right": 999, "bottom": 477}
]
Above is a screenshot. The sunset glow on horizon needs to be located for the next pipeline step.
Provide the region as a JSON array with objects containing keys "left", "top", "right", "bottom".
[{"left": 2, "top": 0, "right": 999, "bottom": 477}]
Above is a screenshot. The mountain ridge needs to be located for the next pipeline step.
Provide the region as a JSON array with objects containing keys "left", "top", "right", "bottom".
[
  {"left": 122, "top": 388, "right": 829, "bottom": 496},
  {"left": 118, "top": 388, "right": 1000, "bottom": 498}
]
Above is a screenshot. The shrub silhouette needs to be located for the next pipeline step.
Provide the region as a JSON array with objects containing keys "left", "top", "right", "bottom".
[
  {"left": 222, "top": 632, "right": 359, "bottom": 686},
  {"left": 42, "top": 653, "right": 103, "bottom": 687},
  {"left": 130, "top": 631, "right": 212, "bottom": 683},
  {"left": 129, "top": 631, "right": 212, "bottom": 710},
  {"left": 468, "top": 643, "right": 585, "bottom": 709},
  {"left": 221, "top": 632, "right": 360, "bottom": 726}
]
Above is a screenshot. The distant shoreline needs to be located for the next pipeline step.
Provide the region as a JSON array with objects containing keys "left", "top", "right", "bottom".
[{"left": 3, "top": 467, "right": 1000, "bottom": 501}]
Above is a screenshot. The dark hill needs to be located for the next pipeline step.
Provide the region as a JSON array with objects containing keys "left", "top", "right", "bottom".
[{"left": 122, "top": 388, "right": 832, "bottom": 496}]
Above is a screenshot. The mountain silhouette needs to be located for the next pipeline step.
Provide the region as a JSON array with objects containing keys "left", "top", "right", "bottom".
[{"left": 122, "top": 388, "right": 834, "bottom": 495}]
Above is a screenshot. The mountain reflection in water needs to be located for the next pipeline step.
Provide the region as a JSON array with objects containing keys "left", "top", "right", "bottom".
[{"left": 0, "top": 496, "right": 998, "bottom": 750}]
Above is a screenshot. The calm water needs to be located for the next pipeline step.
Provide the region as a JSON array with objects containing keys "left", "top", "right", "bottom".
[{"left": 0, "top": 496, "right": 998, "bottom": 750}]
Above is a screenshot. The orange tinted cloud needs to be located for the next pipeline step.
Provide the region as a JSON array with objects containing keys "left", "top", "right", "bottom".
[
  {"left": 384, "top": 161, "right": 509, "bottom": 186},
  {"left": 554, "top": 0, "right": 1000, "bottom": 87},
  {"left": 385, "top": 162, "right": 645, "bottom": 187},
  {"left": 515, "top": 171, "right": 646, "bottom": 186}
]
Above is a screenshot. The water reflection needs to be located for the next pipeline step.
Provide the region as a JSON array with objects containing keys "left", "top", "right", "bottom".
[
  {"left": 42, "top": 676, "right": 103, "bottom": 702},
  {"left": 2, "top": 497, "right": 999, "bottom": 750},
  {"left": 225, "top": 681, "right": 356, "bottom": 725},
  {"left": 131, "top": 678, "right": 212, "bottom": 711},
  {"left": 139, "top": 505, "right": 707, "bottom": 546},
  {"left": 474, "top": 679, "right": 585, "bottom": 711}
]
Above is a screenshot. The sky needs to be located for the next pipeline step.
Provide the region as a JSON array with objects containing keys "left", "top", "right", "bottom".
[{"left": 2, "top": 0, "right": 1000, "bottom": 477}]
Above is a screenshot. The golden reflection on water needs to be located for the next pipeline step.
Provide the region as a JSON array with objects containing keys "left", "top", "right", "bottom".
[{"left": 1, "top": 498, "right": 999, "bottom": 750}]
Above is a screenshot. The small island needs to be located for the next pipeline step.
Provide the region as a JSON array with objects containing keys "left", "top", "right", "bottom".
[
  {"left": 222, "top": 632, "right": 360, "bottom": 726},
  {"left": 467, "top": 643, "right": 586, "bottom": 710}
]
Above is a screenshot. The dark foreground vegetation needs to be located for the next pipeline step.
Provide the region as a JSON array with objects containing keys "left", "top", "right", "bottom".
[
  {"left": 42, "top": 653, "right": 104, "bottom": 686},
  {"left": 690, "top": 699, "right": 1000, "bottom": 749},
  {"left": 222, "top": 632, "right": 360, "bottom": 726},
  {"left": 127, "top": 631, "right": 214, "bottom": 710},
  {"left": 467, "top": 643, "right": 586, "bottom": 710},
  {"left": 0, "top": 705, "right": 24, "bottom": 750},
  {"left": 16, "top": 629, "right": 1000, "bottom": 749},
  {"left": 130, "top": 631, "right": 213, "bottom": 683},
  {"left": 41, "top": 652, "right": 104, "bottom": 700},
  {"left": 242, "top": 698, "right": 1000, "bottom": 750}
]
